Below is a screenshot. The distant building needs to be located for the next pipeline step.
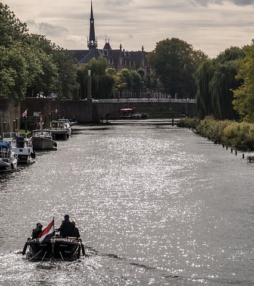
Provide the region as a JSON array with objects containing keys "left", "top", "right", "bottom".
[{"left": 70, "top": 1, "right": 150, "bottom": 73}]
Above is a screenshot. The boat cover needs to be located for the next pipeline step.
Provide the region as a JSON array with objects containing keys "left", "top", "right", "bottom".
[
  {"left": 0, "top": 142, "right": 11, "bottom": 149},
  {"left": 121, "top": 108, "right": 133, "bottom": 111}
]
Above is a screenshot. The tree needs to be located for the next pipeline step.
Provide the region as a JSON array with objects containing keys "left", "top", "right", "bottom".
[
  {"left": 136, "top": 68, "right": 147, "bottom": 96},
  {"left": 52, "top": 47, "right": 77, "bottom": 98},
  {"left": 0, "top": 3, "right": 28, "bottom": 48},
  {"left": 148, "top": 38, "right": 207, "bottom": 98},
  {"left": 0, "top": 4, "right": 79, "bottom": 100},
  {"left": 131, "top": 70, "right": 142, "bottom": 97},
  {"left": 77, "top": 57, "right": 114, "bottom": 99},
  {"left": 0, "top": 4, "right": 29, "bottom": 101},
  {"left": 24, "top": 34, "right": 58, "bottom": 97},
  {"left": 194, "top": 60, "right": 215, "bottom": 119},
  {"left": 233, "top": 40, "right": 254, "bottom": 122},
  {"left": 120, "top": 69, "right": 133, "bottom": 97},
  {"left": 195, "top": 47, "right": 244, "bottom": 120}
]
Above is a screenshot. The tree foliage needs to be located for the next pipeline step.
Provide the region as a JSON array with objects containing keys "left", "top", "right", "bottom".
[
  {"left": 0, "top": 4, "right": 77, "bottom": 101},
  {"left": 195, "top": 47, "right": 244, "bottom": 120},
  {"left": 77, "top": 57, "right": 115, "bottom": 99},
  {"left": 105, "top": 67, "right": 148, "bottom": 98},
  {"left": 148, "top": 38, "right": 208, "bottom": 98},
  {"left": 232, "top": 40, "right": 254, "bottom": 122}
]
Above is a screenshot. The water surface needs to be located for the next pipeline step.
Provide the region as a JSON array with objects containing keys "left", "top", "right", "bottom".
[{"left": 0, "top": 119, "right": 253, "bottom": 285}]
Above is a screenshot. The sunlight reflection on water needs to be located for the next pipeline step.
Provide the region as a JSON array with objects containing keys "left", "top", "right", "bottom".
[{"left": 0, "top": 120, "right": 254, "bottom": 285}]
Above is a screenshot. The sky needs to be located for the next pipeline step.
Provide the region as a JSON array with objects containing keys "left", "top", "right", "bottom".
[{"left": 3, "top": 0, "right": 254, "bottom": 58}]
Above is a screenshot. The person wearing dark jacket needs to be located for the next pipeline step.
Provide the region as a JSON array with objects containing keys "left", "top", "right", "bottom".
[
  {"left": 32, "top": 223, "right": 43, "bottom": 239},
  {"left": 72, "top": 221, "right": 80, "bottom": 238},
  {"left": 57, "top": 214, "right": 75, "bottom": 238}
]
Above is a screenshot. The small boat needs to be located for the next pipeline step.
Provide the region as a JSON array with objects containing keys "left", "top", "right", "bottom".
[
  {"left": 22, "top": 233, "right": 85, "bottom": 261},
  {"left": 31, "top": 129, "right": 57, "bottom": 150},
  {"left": 49, "top": 120, "right": 71, "bottom": 140},
  {"left": 58, "top": 118, "right": 72, "bottom": 134},
  {"left": 0, "top": 142, "right": 18, "bottom": 171},
  {"left": 121, "top": 108, "right": 134, "bottom": 119},
  {"left": 2, "top": 132, "right": 35, "bottom": 164}
]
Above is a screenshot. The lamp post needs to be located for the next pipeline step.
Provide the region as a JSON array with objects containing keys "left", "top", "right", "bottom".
[{"left": 87, "top": 70, "right": 92, "bottom": 102}]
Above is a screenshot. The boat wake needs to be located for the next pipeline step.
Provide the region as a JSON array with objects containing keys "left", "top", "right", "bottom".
[
  {"left": 84, "top": 246, "right": 180, "bottom": 280},
  {"left": 0, "top": 249, "right": 205, "bottom": 285}
]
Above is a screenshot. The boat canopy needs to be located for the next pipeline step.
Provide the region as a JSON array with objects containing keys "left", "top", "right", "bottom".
[
  {"left": 0, "top": 142, "right": 11, "bottom": 149},
  {"left": 121, "top": 108, "right": 133, "bottom": 111}
]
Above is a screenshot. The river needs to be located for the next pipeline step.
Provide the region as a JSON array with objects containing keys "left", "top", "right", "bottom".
[{"left": 0, "top": 119, "right": 253, "bottom": 286}]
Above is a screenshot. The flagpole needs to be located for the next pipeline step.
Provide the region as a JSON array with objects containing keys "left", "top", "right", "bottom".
[{"left": 52, "top": 217, "right": 55, "bottom": 261}]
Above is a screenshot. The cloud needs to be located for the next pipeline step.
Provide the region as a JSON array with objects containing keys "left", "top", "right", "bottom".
[
  {"left": 26, "top": 20, "right": 68, "bottom": 37},
  {"left": 105, "top": 0, "right": 133, "bottom": 6},
  {"left": 193, "top": 0, "right": 254, "bottom": 6}
]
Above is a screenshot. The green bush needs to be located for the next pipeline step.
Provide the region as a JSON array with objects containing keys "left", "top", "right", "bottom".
[{"left": 178, "top": 116, "right": 254, "bottom": 151}]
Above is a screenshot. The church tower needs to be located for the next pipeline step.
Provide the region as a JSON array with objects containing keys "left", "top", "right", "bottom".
[{"left": 87, "top": 0, "right": 97, "bottom": 50}]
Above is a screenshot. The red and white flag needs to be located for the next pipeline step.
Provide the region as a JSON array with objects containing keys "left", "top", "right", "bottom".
[
  {"left": 38, "top": 219, "right": 55, "bottom": 243},
  {"left": 22, "top": 109, "right": 28, "bottom": 117}
]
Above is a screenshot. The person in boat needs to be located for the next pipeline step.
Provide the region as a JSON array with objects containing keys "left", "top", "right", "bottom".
[
  {"left": 57, "top": 214, "right": 75, "bottom": 238},
  {"left": 32, "top": 223, "right": 43, "bottom": 239},
  {"left": 72, "top": 221, "right": 80, "bottom": 238}
]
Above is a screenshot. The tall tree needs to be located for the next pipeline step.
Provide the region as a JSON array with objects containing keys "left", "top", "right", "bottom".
[
  {"left": 77, "top": 57, "right": 114, "bottom": 99},
  {"left": 195, "top": 47, "right": 244, "bottom": 120},
  {"left": 194, "top": 60, "right": 215, "bottom": 119},
  {"left": 52, "top": 47, "right": 77, "bottom": 98},
  {"left": 0, "top": 3, "right": 28, "bottom": 47},
  {"left": 233, "top": 40, "right": 254, "bottom": 122},
  {"left": 148, "top": 38, "right": 207, "bottom": 98}
]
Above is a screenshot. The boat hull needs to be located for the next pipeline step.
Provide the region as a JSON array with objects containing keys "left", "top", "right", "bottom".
[
  {"left": 32, "top": 137, "right": 57, "bottom": 150},
  {"left": 0, "top": 159, "right": 17, "bottom": 171},
  {"left": 24, "top": 237, "right": 84, "bottom": 260},
  {"left": 51, "top": 130, "right": 70, "bottom": 140}
]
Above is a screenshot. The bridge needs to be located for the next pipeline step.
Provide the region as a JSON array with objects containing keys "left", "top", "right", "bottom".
[
  {"left": 20, "top": 98, "right": 197, "bottom": 124},
  {"left": 0, "top": 98, "right": 197, "bottom": 133},
  {"left": 92, "top": 98, "right": 197, "bottom": 121}
]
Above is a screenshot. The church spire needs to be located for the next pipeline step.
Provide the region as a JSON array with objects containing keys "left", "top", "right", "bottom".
[{"left": 87, "top": 0, "right": 97, "bottom": 50}]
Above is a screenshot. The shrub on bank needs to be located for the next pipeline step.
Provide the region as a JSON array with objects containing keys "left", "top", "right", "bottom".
[
  {"left": 177, "top": 117, "right": 254, "bottom": 151},
  {"left": 176, "top": 117, "right": 200, "bottom": 129}
]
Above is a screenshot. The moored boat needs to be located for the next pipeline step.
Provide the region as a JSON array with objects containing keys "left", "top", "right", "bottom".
[
  {"left": 58, "top": 118, "right": 72, "bottom": 135},
  {"left": 2, "top": 132, "right": 35, "bottom": 164},
  {"left": 49, "top": 120, "right": 71, "bottom": 140},
  {"left": 121, "top": 108, "right": 134, "bottom": 119},
  {"left": 0, "top": 142, "right": 18, "bottom": 171},
  {"left": 32, "top": 130, "right": 57, "bottom": 150}
]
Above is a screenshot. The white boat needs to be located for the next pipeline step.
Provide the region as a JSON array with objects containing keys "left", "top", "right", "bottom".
[
  {"left": 32, "top": 130, "right": 57, "bottom": 150},
  {"left": 50, "top": 120, "right": 71, "bottom": 140},
  {"left": 2, "top": 132, "right": 35, "bottom": 164},
  {"left": 58, "top": 119, "right": 72, "bottom": 135},
  {"left": 0, "top": 142, "right": 18, "bottom": 171}
]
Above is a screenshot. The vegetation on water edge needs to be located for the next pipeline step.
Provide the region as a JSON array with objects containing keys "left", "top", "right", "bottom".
[{"left": 177, "top": 117, "right": 254, "bottom": 151}]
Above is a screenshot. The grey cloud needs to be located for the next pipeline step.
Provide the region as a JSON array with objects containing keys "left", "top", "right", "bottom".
[
  {"left": 26, "top": 20, "right": 68, "bottom": 36},
  {"left": 193, "top": 0, "right": 254, "bottom": 6},
  {"left": 106, "top": 0, "right": 133, "bottom": 6},
  {"left": 231, "top": 0, "right": 254, "bottom": 5}
]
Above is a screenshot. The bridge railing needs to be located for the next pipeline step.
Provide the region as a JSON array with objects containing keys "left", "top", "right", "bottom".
[{"left": 97, "top": 98, "right": 196, "bottom": 103}]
